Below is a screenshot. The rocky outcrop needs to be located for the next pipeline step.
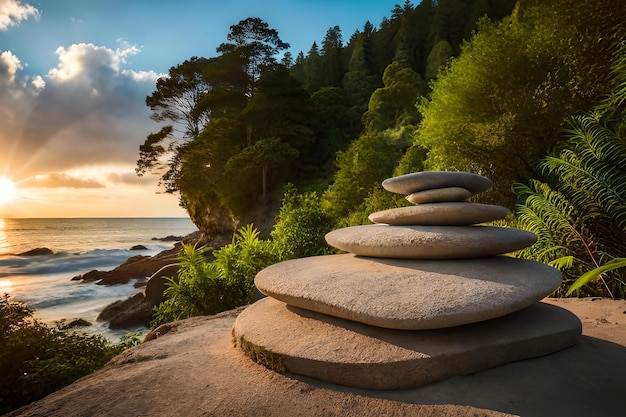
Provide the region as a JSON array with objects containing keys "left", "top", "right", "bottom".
[
  {"left": 8, "top": 299, "right": 626, "bottom": 417},
  {"left": 97, "top": 292, "right": 153, "bottom": 330}
]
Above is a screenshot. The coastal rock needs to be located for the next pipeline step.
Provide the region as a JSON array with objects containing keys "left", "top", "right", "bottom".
[
  {"left": 368, "top": 203, "right": 511, "bottom": 226},
  {"left": 130, "top": 245, "right": 148, "bottom": 251},
  {"left": 325, "top": 225, "right": 537, "bottom": 259},
  {"left": 406, "top": 187, "right": 472, "bottom": 204},
  {"left": 96, "top": 247, "right": 179, "bottom": 285},
  {"left": 72, "top": 269, "right": 108, "bottom": 282},
  {"left": 233, "top": 297, "right": 581, "bottom": 389},
  {"left": 145, "top": 264, "right": 181, "bottom": 306},
  {"left": 382, "top": 171, "right": 492, "bottom": 196},
  {"left": 97, "top": 292, "right": 152, "bottom": 330},
  {"left": 62, "top": 318, "right": 92, "bottom": 329},
  {"left": 17, "top": 247, "right": 53, "bottom": 256},
  {"left": 255, "top": 254, "right": 562, "bottom": 329}
]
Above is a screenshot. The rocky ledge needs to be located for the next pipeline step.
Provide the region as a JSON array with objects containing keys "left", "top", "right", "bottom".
[{"left": 6, "top": 298, "right": 626, "bottom": 417}]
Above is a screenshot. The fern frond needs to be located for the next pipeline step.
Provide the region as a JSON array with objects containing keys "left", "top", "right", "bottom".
[{"left": 566, "top": 258, "right": 626, "bottom": 296}]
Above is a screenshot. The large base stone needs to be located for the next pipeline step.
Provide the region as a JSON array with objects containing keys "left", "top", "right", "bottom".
[
  {"left": 232, "top": 297, "right": 582, "bottom": 390},
  {"left": 256, "top": 254, "right": 562, "bottom": 329}
]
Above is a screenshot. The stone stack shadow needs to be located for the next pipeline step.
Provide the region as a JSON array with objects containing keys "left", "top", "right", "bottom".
[{"left": 232, "top": 171, "right": 582, "bottom": 390}]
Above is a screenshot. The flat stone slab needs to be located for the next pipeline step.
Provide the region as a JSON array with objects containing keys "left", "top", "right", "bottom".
[
  {"left": 325, "top": 225, "right": 536, "bottom": 259},
  {"left": 368, "top": 203, "right": 511, "bottom": 226},
  {"left": 255, "top": 254, "right": 562, "bottom": 330},
  {"left": 383, "top": 171, "right": 492, "bottom": 196},
  {"left": 406, "top": 187, "right": 472, "bottom": 204},
  {"left": 233, "top": 298, "right": 582, "bottom": 390}
]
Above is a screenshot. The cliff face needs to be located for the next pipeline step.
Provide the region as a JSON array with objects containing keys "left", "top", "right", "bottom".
[{"left": 7, "top": 298, "right": 626, "bottom": 417}]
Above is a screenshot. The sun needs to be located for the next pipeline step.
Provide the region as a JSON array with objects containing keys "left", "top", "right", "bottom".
[{"left": 0, "top": 178, "right": 17, "bottom": 206}]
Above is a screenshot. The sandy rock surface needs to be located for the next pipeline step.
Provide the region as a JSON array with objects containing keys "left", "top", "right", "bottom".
[{"left": 7, "top": 298, "right": 626, "bottom": 417}]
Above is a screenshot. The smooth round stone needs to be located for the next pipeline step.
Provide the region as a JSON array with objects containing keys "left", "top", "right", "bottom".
[
  {"left": 233, "top": 297, "right": 581, "bottom": 389},
  {"left": 255, "top": 254, "right": 562, "bottom": 330},
  {"left": 368, "top": 203, "right": 511, "bottom": 226},
  {"left": 325, "top": 225, "right": 536, "bottom": 259},
  {"left": 383, "top": 171, "right": 492, "bottom": 195},
  {"left": 406, "top": 187, "right": 473, "bottom": 204}
]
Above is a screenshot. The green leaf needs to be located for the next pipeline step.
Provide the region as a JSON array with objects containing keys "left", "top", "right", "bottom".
[{"left": 566, "top": 258, "right": 626, "bottom": 296}]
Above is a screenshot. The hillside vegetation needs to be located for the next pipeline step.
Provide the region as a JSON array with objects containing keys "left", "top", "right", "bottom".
[{"left": 137, "top": 0, "right": 626, "bottom": 305}]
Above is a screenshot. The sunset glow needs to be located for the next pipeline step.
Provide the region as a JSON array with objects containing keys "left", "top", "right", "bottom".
[{"left": 0, "top": 178, "right": 17, "bottom": 206}]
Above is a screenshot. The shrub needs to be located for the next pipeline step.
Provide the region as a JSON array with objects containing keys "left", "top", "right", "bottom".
[
  {"left": 270, "top": 185, "right": 336, "bottom": 259},
  {"left": 152, "top": 226, "right": 278, "bottom": 328},
  {"left": 0, "top": 294, "right": 138, "bottom": 414}
]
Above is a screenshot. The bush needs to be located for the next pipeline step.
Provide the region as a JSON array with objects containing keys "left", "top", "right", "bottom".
[
  {"left": 152, "top": 226, "right": 278, "bottom": 328},
  {"left": 0, "top": 294, "right": 139, "bottom": 414},
  {"left": 270, "top": 185, "right": 336, "bottom": 259}
]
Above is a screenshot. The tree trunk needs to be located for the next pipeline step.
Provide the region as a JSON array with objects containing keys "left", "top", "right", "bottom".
[{"left": 262, "top": 165, "right": 267, "bottom": 203}]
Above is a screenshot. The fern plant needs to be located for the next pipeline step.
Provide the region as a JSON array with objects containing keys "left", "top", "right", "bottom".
[{"left": 514, "top": 44, "right": 626, "bottom": 297}]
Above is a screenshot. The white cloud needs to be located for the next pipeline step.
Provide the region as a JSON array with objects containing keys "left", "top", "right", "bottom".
[
  {"left": 30, "top": 74, "right": 45, "bottom": 89},
  {"left": 0, "top": 0, "right": 39, "bottom": 31},
  {"left": 47, "top": 43, "right": 141, "bottom": 82},
  {"left": 0, "top": 50, "right": 22, "bottom": 83},
  {"left": 122, "top": 69, "right": 162, "bottom": 82}
]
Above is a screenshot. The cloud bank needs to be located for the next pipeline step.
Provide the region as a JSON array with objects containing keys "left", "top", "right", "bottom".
[
  {"left": 0, "top": 0, "right": 39, "bottom": 31},
  {"left": 1, "top": 41, "right": 163, "bottom": 184}
]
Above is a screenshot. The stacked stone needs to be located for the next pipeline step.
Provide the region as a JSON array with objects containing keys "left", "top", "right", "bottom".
[{"left": 232, "top": 172, "right": 582, "bottom": 390}]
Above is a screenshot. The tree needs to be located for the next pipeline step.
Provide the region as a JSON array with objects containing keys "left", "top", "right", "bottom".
[
  {"left": 363, "top": 61, "right": 425, "bottom": 131},
  {"left": 216, "top": 17, "right": 290, "bottom": 97},
  {"left": 424, "top": 39, "right": 453, "bottom": 80},
  {"left": 303, "top": 41, "right": 324, "bottom": 91},
  {"left": 321, "top": 25, "right": 344, "bottom": 87},
  {"left": 136, "top": 57, "right": 213, "bottom": 191},
  {"left": 225, "top": 137, "right": 298, "bottom": 208}
]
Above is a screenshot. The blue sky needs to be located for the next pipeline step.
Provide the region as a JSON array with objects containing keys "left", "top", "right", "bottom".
[{"left": 0, "top": 0, "right": 402, "bottom": 218}]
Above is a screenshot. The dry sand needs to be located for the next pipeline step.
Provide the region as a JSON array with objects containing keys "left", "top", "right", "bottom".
[{"left": 7, "top": 297, "right": 626, "bottom": 417}]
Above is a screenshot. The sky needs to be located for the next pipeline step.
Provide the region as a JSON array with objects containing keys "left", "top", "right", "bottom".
[{"left": 0, "top": 0, "right": 402, "bottom": 218}]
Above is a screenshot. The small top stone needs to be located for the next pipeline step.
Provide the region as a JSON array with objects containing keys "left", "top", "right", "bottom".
[
  {"left": 406, "top": 187, "right": 472, "bottom": 204},
  {"left": 382, "top": 171, "right": 492, "bottom": 196}
]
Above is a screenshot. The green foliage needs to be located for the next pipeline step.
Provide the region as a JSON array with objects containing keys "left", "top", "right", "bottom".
[
  {"left": 417, "top": 0, "right": 626, "bottom": 206},
  {"left": 341, "top": 187, "right": 408, "bottom": 228},
  {"left": 362, "top": 61, "right": 425, "bottom": 131},
  {"left": 270, "top": 185, "right": 335, "bottom": 259},
  {"left": 515, "top": 46, "right": 626, "bottom": 297},
  {"left": 567, "top": 258, "right": 626, "bottom": 297},
  {"left": 152, "top": 228, "right": 278, "bottom": 328},
  {"left": 322, "top": 131, "right": 401, "bottom": 219},
  {"left": 0, "top": 294, "right": 137, "bottom": 414},
  {"left": 153, "top": 188, "right": 341, "bottom": 327}
]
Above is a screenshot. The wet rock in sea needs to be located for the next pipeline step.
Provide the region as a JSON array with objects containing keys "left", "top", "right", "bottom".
[
  {"left": 130, "top": 245, "right": 149, "bottom": 251},
  {"left": 63, "top": 318, "right": 92, "bottom": 329},
  {"left": 17, "top": 247, "right": 53, "bottom": 256},
  {"left": 72, "top": 269, "right": 108, "bottom": 282},
  {"left": 97, "top": 292, "right": 152, "bottom": 330},
  {"left": 233, "top": 170, "right": 582, "bottom": 390}
]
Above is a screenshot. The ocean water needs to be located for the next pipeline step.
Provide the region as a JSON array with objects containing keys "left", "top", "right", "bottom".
[{"left": 0, "top": 218, "right": 198, "bottom": 340}]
